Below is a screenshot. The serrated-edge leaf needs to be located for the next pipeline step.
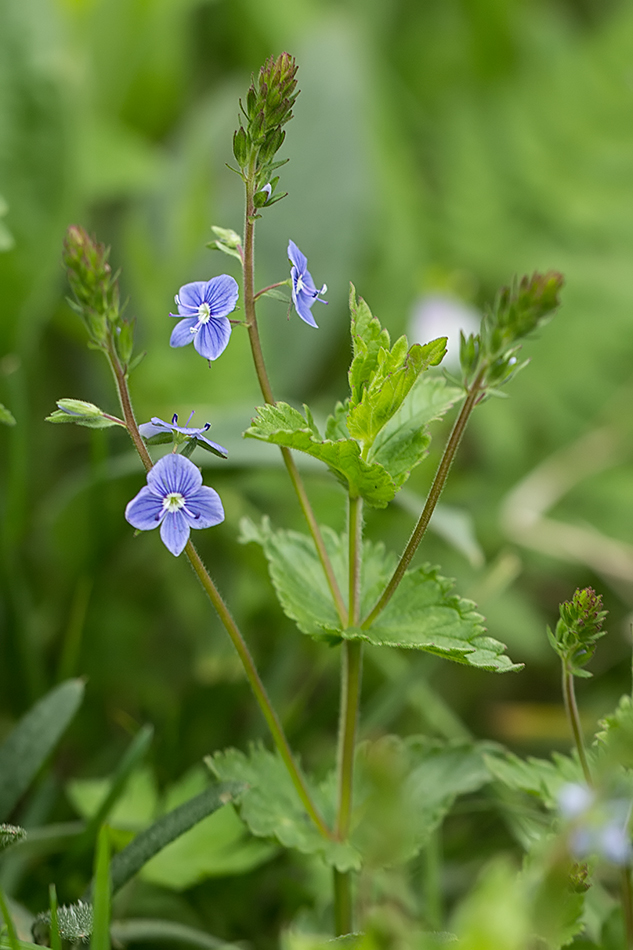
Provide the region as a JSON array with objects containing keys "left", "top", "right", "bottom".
[
  {"left": 207, "top": 746, "right": 360, "bottom": 872},
  {"left": 0, "top": 681, "right": 85, "bottom": 822},
  {"left": 348, "top": 284, "right": 391, "bottom": 407},
  {"left": 347, "top": 337, "right": 447, "bottom": 445},
  {"left": 345, "top": 565, "right": 521, "bottom": 672},
  {"left": 244, "top": 403, "right": 395, "bottom": 507}
]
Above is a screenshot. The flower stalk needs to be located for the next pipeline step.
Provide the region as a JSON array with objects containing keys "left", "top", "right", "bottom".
[
  {"left": 242, "top": 174, "right": 347, "bottom": 628},
  {"left": 106, "top": 318, "right": 332, "bottom": 841},
  {"left": 362, "top": 368, "right": 486, "bottom": 629}
]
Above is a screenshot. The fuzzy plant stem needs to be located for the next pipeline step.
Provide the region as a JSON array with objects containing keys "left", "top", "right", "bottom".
[
  {"left": 242, "top": 176, "right": 347, "bottom": 628},
  {"left": 333, "top": 495, "right": 364, "bottom": 935},
  {"left": 362, "top": 369, "right": 486, "bottom": 629},
  {"left": 107, "top": 344, "right": 332, "bottom": 841},
  {"left": 561, "top": 665, "right": 591, "bottom": 787}
]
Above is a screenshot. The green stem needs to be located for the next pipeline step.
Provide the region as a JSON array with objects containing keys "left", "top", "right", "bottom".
[
  {"left": 107, "top": 345, "right": 332, "bottom": 840},
  {"left": 253, "top": 280, "right": 289, "bottom": 302},
  {"left": 333, "top": 869, "right": 353, "bottom": 937},
  {"left": 562, "top": 665, "right": 592, "bottom": 786},
  {"left": 333, "top": 496, "right": 364, "bottom": 934},
  {"left": 185, "top": 541, "right": 332, "bottom": 838},
  {"left": 242, "top": 177, "right": 347, "bottom": 627},
  {"left": 361, "top": 369, "right": 486, "bottom": 629},
  {"left": 621, "top": 867, "right": 633, "bottom": 950}
]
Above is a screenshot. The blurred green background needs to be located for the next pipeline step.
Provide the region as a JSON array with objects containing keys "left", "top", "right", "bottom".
[{"left": 3, "top": 0, "right": 633, "bottom": 941}]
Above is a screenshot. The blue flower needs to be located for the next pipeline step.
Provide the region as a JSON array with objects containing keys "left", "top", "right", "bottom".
[
  {"left": 125, "top": 454, "right": 224, "bottom": 556},
  {"left": 139, "top": 412, "right": 227, "bottom": 459},
  {"left": 170, "top": 275, "right": 239, "bottom": 360},
  {"left": 288, "top": 240, "right": 327, "bottom": 328}
]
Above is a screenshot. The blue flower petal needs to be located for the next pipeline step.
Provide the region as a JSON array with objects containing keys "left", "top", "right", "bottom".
[
  {"left": 292, "top": 285, "right": 319, "bottom": 328},
  {"left": 147, "top": 454, "right": 202, "bottom": 498},
  {"left": 183, "top": 486, "right": 225, "bottom": 528},
  {"left": 125, "top": 486, "right": 164, "bottom": 530},
  {"left": 203, "top": 275, "right": 239, "bottom": 317},
  {"left": 160, "top": 510, "right": 190, "bottom": 556},
  {"left": 196, "top": 434, "right": 228, "bottom": 458},
  {"left": 288, "top": 240, "right": 307, "bottom": 274},
  {"left": 193, "top": 317, "right": 232, "bottom": 360},
  {"left": 170, "top": 319, "right": 197, "bottom": 348},
  {"left": 138, "top": 421, "right": 167, "bottom": 439},
  {"left": 177, "top": 281, "right": 208, "bottom": 314}
]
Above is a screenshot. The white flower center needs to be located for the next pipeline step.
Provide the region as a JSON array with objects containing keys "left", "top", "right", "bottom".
[
  {"left": 197, "top": 302, "right": 211, "bottom": 324},
  {"left": 163, "top": 492, "right": 186, "bottom": 512},
  {"left": 295, "top": 275, "right": 305, "bottom": 293}
]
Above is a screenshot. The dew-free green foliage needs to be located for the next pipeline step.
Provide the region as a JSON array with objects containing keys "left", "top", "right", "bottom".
[
  {"left": 240, "top": 517, "right": 518, "bottom": 670},
  {"left": 207, "top": 737, "right": 494, "bottom": 873},
  {"left": 0, "top": 681, "right": 84, "bottom": 822},
  {"left": 245, "top": 403, "right": 396, "bottom": 507},
  {"left": 207, "top": 744, "right": 360, "bottom": 872}
]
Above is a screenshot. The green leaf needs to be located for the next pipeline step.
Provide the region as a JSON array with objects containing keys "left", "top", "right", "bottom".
[
  {"left": 348, "top": 284, "right": 391, "bottom": 406},
  {"left": 90, "top": 827, "right": 110, "bottom": 950},
  {"left": 0, "top": 680, "right": 84, "bottom": 822},
  {"left": 244, "top": 403, "right": 395, "bottom": 507},
  {"left": 110, "top": 919, "right": 241, "bottom": 949},
  {"left": 351, "top": 736, "right": 496, "bottom": 866},
  {"left": 371, "top": 376, "right": 463, "bottom": 489},
  {"left": 0, "top": 404, "right": 15, "bottom": 426},
  {"left": 239, "top": 518, "right": 513, "bottom": 671},
  {"left": 347, "top": 336, "right": 446, "bottom": 446},
  {"left": 139, "top": 768, "right": 275, "bottom": 889},
  {"left": 68, "top": 726, "right": 153, "bottom": 857},
  {"left": 484, "top": 749, "right": 581, "bottom": 809},
  {"left": 346, "top": 562, "right": 520, "bottom": 672},
  {"left": 105, "top": 782, "right": 242, "bottom": 896},
  {"left": 207, "top": 745, "right": 360, "bottom": 872},
  {"left": 67, "top": 767, "right": 158, "bottom": 832},
  {"left": 0, "top": 889, "right": 19, "bottom": 950}
]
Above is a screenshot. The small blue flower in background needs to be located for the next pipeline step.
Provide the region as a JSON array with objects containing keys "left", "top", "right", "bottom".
[
  {"left": 170, "top": 275, "right": 239, "bottom": 360},
  {"left": 125, "top": 454, "right": 224, "bottom": 556},
  {"left": 288, "top": 240, "right": 327, "bottom": 328},
  {"left": 139, "top": 412, "right": 228, "bottom": 459},
  {"left": 558, "top": 782, "right": 632, "bottom": 866}
]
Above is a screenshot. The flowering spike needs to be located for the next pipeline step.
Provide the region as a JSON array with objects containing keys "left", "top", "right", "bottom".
[
  {"left": 234, "top": 53, "right": 299, "bottom": 194},
  {"left": 62, "top": 226, "right": 122, "bottom": 347},
  {"left": 547, "top": 587, "right": 608, "bottom": 677}
]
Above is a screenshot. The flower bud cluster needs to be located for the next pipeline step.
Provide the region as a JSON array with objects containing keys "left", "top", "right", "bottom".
[
  {"left": 459, "top": 270, "right": 563, "bottom": 390},
  {"left": 233, "top": 52, "right": 299, "bottom": 199},
  {"left": 62, "top": 225, "right": 136, "bottom": 369},
  {"left": 547, "top": 587, "right": 607, "bottom": 678}
]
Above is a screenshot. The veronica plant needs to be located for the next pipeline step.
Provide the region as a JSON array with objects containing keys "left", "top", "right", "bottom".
[{"left": 51, "top": 53, "right": 564, "bottom": 941}]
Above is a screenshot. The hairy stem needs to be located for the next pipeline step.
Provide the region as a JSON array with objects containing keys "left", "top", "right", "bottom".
[
  {"left": 333, "top": 496, "right": 364, "bottom": 934},
  {"left": 361, "top": 369, "right": 486, "bottom": 629},
  {"left": 242, "top": 178, "right": 347, "bottom": 626},
  {"left": 107, "top": 345, "right": 332, "bottom": 840},
  {"left": 562, "top": 665, "right": 592, "bottom": 786}
]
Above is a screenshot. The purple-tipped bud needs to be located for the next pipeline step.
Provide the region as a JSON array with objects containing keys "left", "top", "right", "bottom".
[{"left": 547, "top": 587, "right": 608, "bottom": 676}]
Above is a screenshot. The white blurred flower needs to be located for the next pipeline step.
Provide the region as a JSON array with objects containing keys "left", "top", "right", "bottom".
[
  {"left": 558, "top": 782, "right": 594, "bottom": 819},
  {"left": 409, "top": 294, "right": 480, "bottom": 371}
]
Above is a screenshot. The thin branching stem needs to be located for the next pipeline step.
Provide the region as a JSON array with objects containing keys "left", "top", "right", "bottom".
[
  {"left": 107, "top": 344, "right": 332, "bottom": 840},
  {"left": 242, "top": 177, "right": 347, "bottom": 627},
  {"left": 361, "top": 369, "right": 486, "bottom": 629}
]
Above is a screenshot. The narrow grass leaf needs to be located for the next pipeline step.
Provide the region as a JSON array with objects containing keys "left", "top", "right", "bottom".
[
  {"left": 0, "top": 680, "right": 85, "bottom": 821},
  {"left": 90, "top": 827, "right": 110, "bottom": 950}
]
